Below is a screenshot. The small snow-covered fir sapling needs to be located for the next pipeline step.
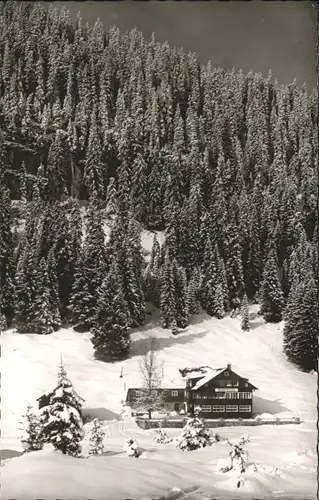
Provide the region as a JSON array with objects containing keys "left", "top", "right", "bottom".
[
  {"left": 154, "top": 427, "right": 172, "bottom": 444},
  {"left": 220, "top": 434, "right": 251, "bottom": 474},
  {"left": 88, "top": 418, "right": 106, "bottom": 455},
  {"left": 39, "top": 364, "right": 84, "bottom": 457},
  {"left": 176, "top": 415, "right": 211, "bottom": 451},
  {"left": 19, "top": 404, "right": 44, "bottom": 451}
]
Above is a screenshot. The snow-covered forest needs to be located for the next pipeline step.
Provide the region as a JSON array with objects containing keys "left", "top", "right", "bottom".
[{"left": 0, "top": 2, "right": 317, "bottom": 370}]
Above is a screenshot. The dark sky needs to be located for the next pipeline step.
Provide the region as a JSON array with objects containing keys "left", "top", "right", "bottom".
[{"left": 45, "top": 1, "right": 316, "bottom": 90}]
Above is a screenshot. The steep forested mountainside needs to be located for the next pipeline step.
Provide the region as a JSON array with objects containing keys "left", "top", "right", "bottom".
[{"left": 0, "top": 2, "right": 317, "bottom": 370}]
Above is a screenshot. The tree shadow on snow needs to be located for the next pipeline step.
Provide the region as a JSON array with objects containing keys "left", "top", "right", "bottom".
[
  {"left": 82, "top": 407, "right": 120, "bottom": 423},
  {"left": 99, "top": 450, "right": 125, "bottom": 457},
  {"left": 188, "top": 312, "right": 215, "bottom": 326},
  {"left": 130, "top": 330, "right": 210, "bottom": 358},
  {"left": 250, "top": 319, "right": 266, "bottom": 330},
  {"left": 0, "top": 449, "right": 24, "bottom": 459},
  {"left": 253, "top": 396, "right": 290, "bottom": 415}
]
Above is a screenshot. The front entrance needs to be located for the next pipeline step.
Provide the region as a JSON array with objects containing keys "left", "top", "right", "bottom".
[{"left": 174, "top": 403, "right": 181, "bottom": 412}]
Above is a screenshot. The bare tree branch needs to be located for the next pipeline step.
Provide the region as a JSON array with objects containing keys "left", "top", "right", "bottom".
[{"left": 133, "top": 337, "right": 166, "bottom": 418}]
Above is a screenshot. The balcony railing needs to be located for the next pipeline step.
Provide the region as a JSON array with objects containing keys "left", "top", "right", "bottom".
[{"left": 192, "top": 392, "right": 252, "bottom": 400}]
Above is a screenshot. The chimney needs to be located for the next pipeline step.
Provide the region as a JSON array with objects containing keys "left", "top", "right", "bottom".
[{"left": 227, "top": 363, "right": 231, "bottom": 370}]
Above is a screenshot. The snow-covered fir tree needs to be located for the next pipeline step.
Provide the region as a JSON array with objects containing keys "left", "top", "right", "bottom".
[
  {"left": 176, "top": 416, "right": 211, "bottom": 451},
  {"left": 143, "top": 234, "right": 161, "bottom": 306},
  {"left": 260, "top": 248, "right": 285, "bottom": 322},
  {"left": 33, "top": 258, "right": 56, "bottom": 335},
  {"left": 19, "top": 404, "right": 44, "bottom": 451},
  {"left": 187, "top": 268, "right": 202, "bottom": 316},
  {"left": 105, "top": 177, "right": 118, "bottom": 215},
  {"left": 200, "top": 240, "right": 225, "bottom": 318},
  {"left": 223, "top": 223, "right": 245, "bottom": 314},
  {"left": 88, "top": 418, "right": 106, "bottom": 455},
  {"left": 173, "top": 260, "right": 189, "bottom": 329},
  {"left": 160, "top": 253, "right": 177, "bottom": 330},
  {"left": 283, "top": 275, "right": 317, "bottom": 371},
  {"left": 220, "top": 435, "right": 251, "bottom": 476},
  {"left": 0, "top": 184, "right": 16, "bottom": 326},
  {"left": 240, "top": 293, "right": 250, "bottom": 331},
  {"left": 70, "top": 196, "right": 108, "bottom": 328},
  {"left": 91, "top": 262, "right": 131, "bottom": 361},
  {"left": 154, "top": 427, "right": 172, "bottom": 444},
  {"left": 0, "top": 313, "right": 8, "bottom": 331},
  {"left": 39, "top": 364, "right": 84, "bottom": 457}
]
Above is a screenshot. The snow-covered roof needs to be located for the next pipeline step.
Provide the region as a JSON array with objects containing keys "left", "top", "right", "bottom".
[
  {"left": 191, "top": 369, "right": 225, "bottom": 390},
  {"left": 179, "top": 366, "right": 215, "bottom": 379}
]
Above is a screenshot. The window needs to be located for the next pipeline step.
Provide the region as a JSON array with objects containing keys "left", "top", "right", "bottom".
[
  {"left": 239, "top": 392, "right": 252, "bottom": 399},
  {"left": 244, "top": 383, "right": 248, "bottom": 387},
  {"left": 239, "top": 405, "right": 251, "bottom": 412},
  {"left": 194, "top": 393, "right": 201, "bottom": 399},
  {"left": 226, "top": 405, "right": 238, "bottom": 412},
  {"left": 164, "top": 403, "right": 174, "bottom": 410},
  {"left": 225, "top": 392, "right": 238, "bottom": 399},
  {"left": 216, "top": 379, "right": 239, "bottom": 388},
  {"left": 224, "top": 371, "right": 229, "bottom": 376},
  {"left": 213, "top": 405, "right": 225, "bottom": 412},
  {"left": 202, "top": 405, "right": 212, "bottom": 412},
  {"left": 134, "top": 390, "right": 144, "bottom": 397},
  {"left": 171, "top": 390, "right": 179, "bottom": 396},
  {"left": 226, "top": 380, "right": 239, "bottom": 387}
]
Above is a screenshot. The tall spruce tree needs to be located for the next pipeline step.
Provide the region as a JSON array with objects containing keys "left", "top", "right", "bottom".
[
  {"left": 283, "top": 276, "right": 317, "bottom": 371},
  {"left": 187, "top": 268, "right": 202, "bottom": 316},
  {"left": 33, "top": 258, "right": 55, "bottom": 335},
  {"left": 173, "top": 260, "right": 189, "bottom": 329},
  {"left": 223, "top": 224, "right": 244, "bottom": 313},
  {"left": 260, "top": 248, "right": 285, "bottom": 322},
  {"left": 240, "top": 293, "right": 250, "bottom": 331},
  {"left": 115, "top": 220, "right": 146, "bottom": 328},
  {"left": 0, "top": 185, "right": 16, "bottom": 325},
  {"left": 91, "top": 262, "right": 131, "bottom": 361},
  {"left": 75, "top": 196, "right": 108, "bottom": 327},
  {"left": 143, "top": 234, "right": 161, "bottom": 307},
  {"left": 200, "top": 240, "right": 225, "bottom": 319},
  {"left": 160, "top": 253, "right": 177, "bottom": 331}
]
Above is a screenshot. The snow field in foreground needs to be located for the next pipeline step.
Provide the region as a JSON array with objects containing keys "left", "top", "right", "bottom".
[
  {"left": 1, "top": 422, "right": 317, "bottom": 500},
  {"left": 1, "top": 301, "right": 317, "bottom": 499}
]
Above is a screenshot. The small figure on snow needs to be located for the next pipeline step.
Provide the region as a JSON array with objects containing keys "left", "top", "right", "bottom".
[{"left": 123, "top": 437, "right": 141, "bottom": 458}]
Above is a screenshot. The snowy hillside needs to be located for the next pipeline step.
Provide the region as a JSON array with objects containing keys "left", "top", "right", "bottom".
[{"left": 1, "top": 305, "right": 317, "bottom": 499}]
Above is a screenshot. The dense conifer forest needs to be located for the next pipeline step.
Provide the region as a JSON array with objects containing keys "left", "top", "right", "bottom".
[{"left": 0, "top": 2, "right": 317, "bottom": 370}]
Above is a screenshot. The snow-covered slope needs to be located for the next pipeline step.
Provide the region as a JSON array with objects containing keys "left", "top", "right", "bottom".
[{"left": 1, "top": 305, "right": 317, "bottom": 499}]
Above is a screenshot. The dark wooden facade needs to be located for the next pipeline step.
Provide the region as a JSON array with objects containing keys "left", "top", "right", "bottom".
[
  {"left": 126, "top": 387, "right": 186, "bottom": 414},
  {"left": 126, "top": 364, "right": 258, "bottom": 419},
  {"left": 185, "top": 365, "right": 258, "bottom": 418}
]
